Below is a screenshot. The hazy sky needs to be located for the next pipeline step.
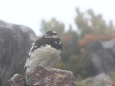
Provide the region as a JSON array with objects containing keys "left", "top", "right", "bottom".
[{"left": 0, "top": 0, "right": 114, "bottom": 35}]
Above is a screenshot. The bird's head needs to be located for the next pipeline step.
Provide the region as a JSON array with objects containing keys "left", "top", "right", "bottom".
[{"left": 43, "top": 31, "right": 58, "bottom": 38}]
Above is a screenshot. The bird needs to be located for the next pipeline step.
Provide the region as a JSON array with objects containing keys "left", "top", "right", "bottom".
[{"left": 24, "top": 31, "right": 62, "bottom": 73}]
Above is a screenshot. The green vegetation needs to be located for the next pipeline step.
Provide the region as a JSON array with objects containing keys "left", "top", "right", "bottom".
[{"left": 39, "top": 8, "right": 115, "bottom": 78}]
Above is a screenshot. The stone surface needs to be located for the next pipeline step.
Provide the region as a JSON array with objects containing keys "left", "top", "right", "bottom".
[
  {"left": 26, "top": 66, "right": 77, "bottom": 86},
  {"left": 83, "top": 73, "right": 112, "bottom": 86},
  {"left": 91, "top": 40, "right": 115, "bottom": 74},
  {"left": 8, "top": 74, "right": 25, "bottom": 86},
  {"left": 8, "top": 66, "right": 77, "bottom": 86},
  {"left": 0, "top": 20, "right": 37, "bottom": 86}
]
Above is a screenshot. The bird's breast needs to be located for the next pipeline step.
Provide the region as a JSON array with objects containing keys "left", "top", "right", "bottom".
[{"left": 25, "top": 45, "right": 61, "bottom": 73}]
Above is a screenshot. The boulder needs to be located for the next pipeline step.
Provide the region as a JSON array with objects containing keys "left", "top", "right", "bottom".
[
  {"left": 8, "top": 74, "right": 25, "bottom": 86},
  {"left": 91, "top": 40, "right": 115, "bottom": 74},
  {"left": 83, "top": 73, "right": 112, "bottom": 86},
  {"left": 0, "top": 20, "right": 37, "bottom": 86},
  {"left": 9, "top": 66, "right": 77, "bottom": 86}
]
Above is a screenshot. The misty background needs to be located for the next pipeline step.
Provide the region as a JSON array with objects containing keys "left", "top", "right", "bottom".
[{"left": 0, "top": 0, "right": 114, "bottom": 35}]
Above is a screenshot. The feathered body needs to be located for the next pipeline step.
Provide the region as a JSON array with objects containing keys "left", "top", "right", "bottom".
[{"left": 24, "top": 31, "right": 62, "bottom": 73}]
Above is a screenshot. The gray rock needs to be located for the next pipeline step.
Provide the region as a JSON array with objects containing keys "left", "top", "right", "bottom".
[
  {"left": 91, "top": 40, "right": 115, "bottom": 74},
  {"left": 83, "top": 73, "right": 112, "bottom": 86},
  {"left": 0, "top": 20, "right": 37, "bottom": 86}
]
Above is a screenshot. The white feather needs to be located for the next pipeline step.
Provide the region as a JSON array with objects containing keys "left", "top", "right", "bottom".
[{"left": 24, "top": 45, "right": 61, "bottom": 73}]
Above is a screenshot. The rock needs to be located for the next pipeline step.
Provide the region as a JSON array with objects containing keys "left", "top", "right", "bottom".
[
  {"left": 91, "top": 40, "right": 115, "bottom": 74},
  {"left": 83, "top": 73, "right": 112, "bottom": 86},
  {"left": 0, "top": 20, "right": 37, "bottom": 86},
  {"left": 8, "top": 74, "right": 25, "bottom": 86},
  {"left": 9, "top": 66, "right": 77, "bottom": 86},
  {"left": 26, "top": 66, "right": 77, "bottom": 86}
]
